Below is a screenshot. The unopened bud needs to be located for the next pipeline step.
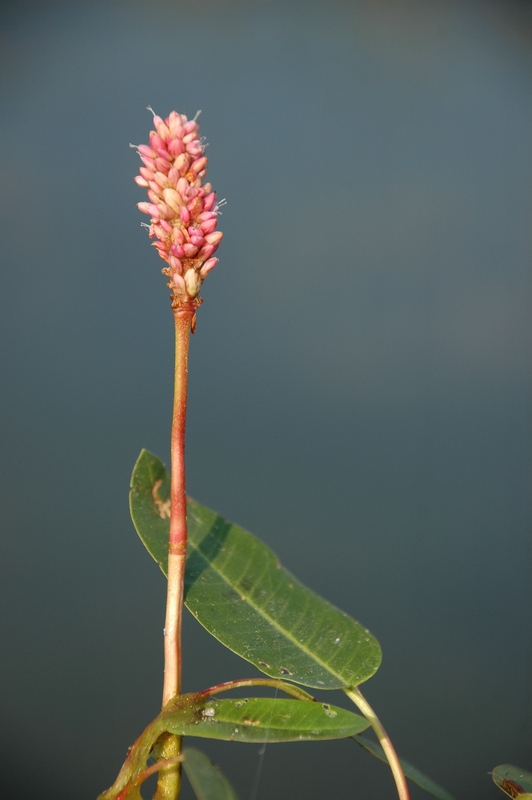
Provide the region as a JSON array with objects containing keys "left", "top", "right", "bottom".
[{"left": 184, "top": 269, "right": 201, "bottom": 298}]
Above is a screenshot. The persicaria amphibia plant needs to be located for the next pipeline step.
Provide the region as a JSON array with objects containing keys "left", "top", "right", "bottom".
[{"left": 98, "top": 108, "right": 518, "bottom": 800}]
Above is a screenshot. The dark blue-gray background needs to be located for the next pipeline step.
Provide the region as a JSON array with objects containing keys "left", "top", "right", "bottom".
[{"left": 0, "top": 1, "right": 530, "bottom": 798}]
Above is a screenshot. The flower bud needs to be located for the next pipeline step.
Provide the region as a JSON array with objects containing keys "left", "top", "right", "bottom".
[{"left": 184, "top": 269, "right": 202, "bottom": 298}]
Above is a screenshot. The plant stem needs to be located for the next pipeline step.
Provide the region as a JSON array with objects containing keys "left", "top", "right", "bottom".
[
  {"left": 345, "top": 687, "right": 410, "bottom": 800},
  {"left": 154, "top": 307, "right": 194, "bottom": 800},
  {"left": 197, "top": 678, "right": 316, "bottom": 702}
]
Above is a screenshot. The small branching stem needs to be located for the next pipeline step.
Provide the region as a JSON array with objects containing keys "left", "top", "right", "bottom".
[
  {"left": 345, "top": 687, "right": 410, "bottom": 800},
  {"left": 197, "top": 678, "right": 316, "bottom": 702},
  {"left": 155, "top": 308, "right": 194, "bottom": 800}
]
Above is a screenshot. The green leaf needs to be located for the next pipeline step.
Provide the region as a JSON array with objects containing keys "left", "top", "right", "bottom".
[
  {"left": 353, "top": 735, "right": 458, "bottom": 800},
  {"left": 130, "top": 450, "right": 381, "bottom": 690},
  {"left": 492, "top": 765, "right": 532, "bottom": 799},
  {"left": 98, "top": 693, "right": 370, "bottom": 800},
  {"left": 166, "top": 697, "right": 370, "bottom": 742},
  {"left": 183, "top": 748, "right": 239, "bottom": 800}
]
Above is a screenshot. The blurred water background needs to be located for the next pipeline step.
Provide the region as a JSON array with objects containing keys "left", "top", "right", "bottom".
[{"left": 0, "top": 1, "right": 530, "bottom": 798}]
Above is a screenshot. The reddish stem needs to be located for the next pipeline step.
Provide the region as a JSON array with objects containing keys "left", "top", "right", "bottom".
[
  {"left": 197, "top": 678, "right": 316, "bottom": 702},
  {"left": 162, "top": 308, "right": 193, "bottom": 706},
  {"left": 155, "top": 307, "right": 193, "bottom": 800}
]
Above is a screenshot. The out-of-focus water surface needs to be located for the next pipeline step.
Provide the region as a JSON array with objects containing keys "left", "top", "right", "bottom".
[{"left": 0, "top": 1, "right": 530, "bottom": 798}]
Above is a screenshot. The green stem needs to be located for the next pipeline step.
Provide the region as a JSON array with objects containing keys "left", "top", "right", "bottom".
[
  {"left": 155, "top": 308, "right": 194, "bottom": 800},
  {"left": 345, "top": 686, "right": 410, "bottom": 800}
]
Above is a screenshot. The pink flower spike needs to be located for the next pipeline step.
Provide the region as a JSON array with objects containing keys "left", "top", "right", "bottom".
[{"left": 134, "top": 107, "right": 223, "bottom": 305}]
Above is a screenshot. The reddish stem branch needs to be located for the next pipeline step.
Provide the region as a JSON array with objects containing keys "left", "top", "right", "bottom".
[{"left": 197, "top": 678, "right": 316, "bottom": 702}]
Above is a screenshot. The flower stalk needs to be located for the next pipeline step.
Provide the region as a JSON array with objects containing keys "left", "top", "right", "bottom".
[
  {"left": 152, "top": 308, "right": 192, "bottom": 800},
  {"left": 134, "top": 108, "right": 223, "bottom": 800}
]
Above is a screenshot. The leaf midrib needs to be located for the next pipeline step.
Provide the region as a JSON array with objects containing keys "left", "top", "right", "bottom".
[{"left": 186, "top": 514, "right": 363, "bottom": 686}]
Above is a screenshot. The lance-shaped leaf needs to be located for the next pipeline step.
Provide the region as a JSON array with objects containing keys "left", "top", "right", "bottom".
[
  {"left": 165, "top": 697, "right": 370, "bottom": 742},
  {"left": 492, "top": 765, "right": 532, "bottom": 799},
  {"left": 183, "top": 748, "right": 239, "bottom": 800},
  {"left": 130, "top": 450, "right": 382, "bottom": 689},
  {"left": 98, "top": 693, "right": 369, "bottom": 800}
]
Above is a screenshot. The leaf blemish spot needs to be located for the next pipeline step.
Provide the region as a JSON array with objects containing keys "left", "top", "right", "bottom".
[
  {"left": 258, "top": 660, "right": 271, "bottom": 668},
  {"left": 279, "top": 666, "right": 293, "bottom": 676},
  {"left": 151, "top": 478, "right": 171, "bottom": 519}
]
